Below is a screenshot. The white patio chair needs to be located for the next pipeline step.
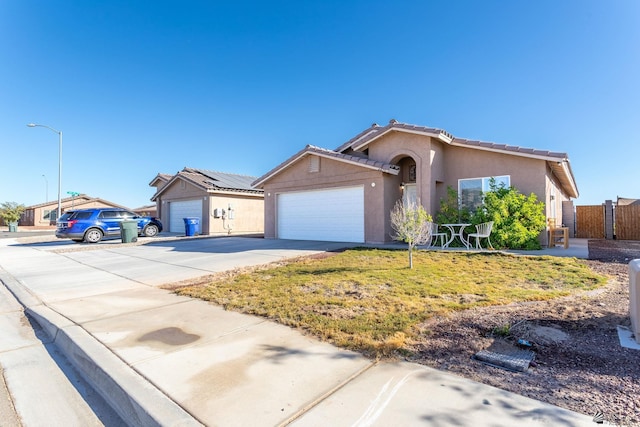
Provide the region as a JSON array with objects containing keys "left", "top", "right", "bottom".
[
  {"left": 468, "top": 221, "right": 494, "bottom": 250},
  {"left": 429, "top": 222, "right": 448, "bottom": 248}
]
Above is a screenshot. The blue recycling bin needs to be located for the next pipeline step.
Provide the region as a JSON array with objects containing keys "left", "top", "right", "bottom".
[{"left": 183, "top": 217, "right": 200, "bottom": 236}]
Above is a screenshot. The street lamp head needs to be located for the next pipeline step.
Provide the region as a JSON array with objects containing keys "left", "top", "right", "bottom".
[{"left": 28, "top": 122, "right": 63, "bottom": 221}]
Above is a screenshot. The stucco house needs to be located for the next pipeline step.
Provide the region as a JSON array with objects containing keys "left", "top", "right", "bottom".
[
  {"left": 20, "top": 195, "right": 129, "bottom": 226},
  {"left": 150, "top": 168, "right": 264, "bottom": 235},
  {"left": 252, "top": 119, "right": 579, "bottom": 244},
  {"left": 132, "top": 204, "right": 158, "bottom": 217}
]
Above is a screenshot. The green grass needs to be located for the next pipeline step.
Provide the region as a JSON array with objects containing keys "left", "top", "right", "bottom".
[{"left": 175, "top": 248, "right": 607, "bottom": 357}]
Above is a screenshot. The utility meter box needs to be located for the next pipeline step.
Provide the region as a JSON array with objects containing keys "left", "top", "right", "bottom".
[
  {"left": 630, "top": 260, "right": 640, "bottom": 344},
  {"left": 213, "top": 208, "right": 221, "bottom": 218}
]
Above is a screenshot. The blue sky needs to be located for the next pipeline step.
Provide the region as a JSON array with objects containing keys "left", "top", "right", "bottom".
[{"left": 2, "top": 1, "right": 639, "bottom": 210}]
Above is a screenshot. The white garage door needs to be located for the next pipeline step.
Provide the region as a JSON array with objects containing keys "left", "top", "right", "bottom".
[
  {"left": 169, "top": 200, "right": 203, "bottom": 232},
  {"left": 277, "top": 186, "right": 364, "bottom": 242}
]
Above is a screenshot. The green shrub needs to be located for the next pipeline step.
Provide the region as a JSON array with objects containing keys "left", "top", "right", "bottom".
[
  {"left": 435, "top": 180, "right": 546, "bottom": 250},
  {"left": 435, "top": 186, "right": 471, "bottom": 225},
  {"left": 471, "top": 179, "right": 546, "bottom": 249},
  {"left": 0, "top": 202, "right": 26, "bottom": 225}
]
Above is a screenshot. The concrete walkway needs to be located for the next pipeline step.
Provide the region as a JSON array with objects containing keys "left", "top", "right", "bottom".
[{"left": 0, "top": 236, "right": 594, "bottom": 426}]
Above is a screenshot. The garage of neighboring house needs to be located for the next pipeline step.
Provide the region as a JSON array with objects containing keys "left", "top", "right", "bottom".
[
  {"left": 150, "top": 167, "right": 264, "bottom": 236},
  {"left": 168, "top": 199, "right": 203, "bottom": 233},
  {"left": 276, "top": 186, "right": 364, "bottom": 242}
]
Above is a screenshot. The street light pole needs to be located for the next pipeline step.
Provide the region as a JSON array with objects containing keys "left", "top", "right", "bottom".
[
  {"left": 28, "top": 124, "right": 63, "bottom": 221},
  {"left": 42, "top": 174, "right": 48, "bottom": 202}
]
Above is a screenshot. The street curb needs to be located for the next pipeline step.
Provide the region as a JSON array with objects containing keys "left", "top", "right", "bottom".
[{"left": 0, "top": 270, "right": 202, "bottom": 427}]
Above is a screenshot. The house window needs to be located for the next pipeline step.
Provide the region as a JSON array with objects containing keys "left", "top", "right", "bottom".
[
  {"left": 308, "top": 156, "right": 320, "bottom": 173},
  {"left": 408, "top": 165, "right": 416, "bottom": 182},
  {"left": 43, "top": 210, "right": 54, "bottom": 221},
  {"left": 459, "top": 175, "right": 510, "bottom": 211}
]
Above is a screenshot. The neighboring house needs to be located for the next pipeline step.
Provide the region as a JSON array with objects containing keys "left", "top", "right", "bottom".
[
  {"left": 150, "top": 168, "right": 264, "bottom": 235},
  {"left": 132, "top": 204, "right": 158, "bottom": 217},
  {"left": 252, "top": 119, "right": 579, "bottom": 244},
  {"left": 617, "top": 197, "right": 640, "bottom": 206},
  {"left": 21, "top": 195, "right": 129, "bottom": 226}
]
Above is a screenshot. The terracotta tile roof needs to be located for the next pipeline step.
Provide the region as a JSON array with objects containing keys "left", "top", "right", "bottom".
[
  {"left": 306, "top": 145, "right": 400, "bottom": 173},
  {"left": 26, "top": 194, "right": 92, "bottom": 209},
  {"left": 255, "top": 119, "right": 579, "bottom": 198},
  {"left": 252, "top": 145, "right": 399, "bottom": 188},
  {"left": 451, "top": 137, "right": 568, "bottom": 160},
  {"left": 337, "top": 119, "right": 568, "bottom": 161},
  {"left": 336, "top": 119, "right": 453, "bottom": 152},
  {"left": 26, "top": 195, "right": 130, "bottom": 210}
]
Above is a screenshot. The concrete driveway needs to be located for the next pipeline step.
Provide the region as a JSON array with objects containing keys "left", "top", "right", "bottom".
[{"left": 0, "top": 236, "right": 594, "bottom": 426}]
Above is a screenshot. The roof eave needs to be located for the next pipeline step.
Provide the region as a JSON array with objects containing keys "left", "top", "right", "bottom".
[
  {"left": 350, "top": 127, "right": 450, "bottom": 152},
  {"left": 550, "top": 160, "right": 579, "bottom": 199},
  {"left": 450, "top": 140, "right": 567, "bottom": 162},
  {"left": 206, "top": 188, "right": 264, "bottom": 197},
  {"left": 252, "top": 146, "right": 399, "bottom": 188}
]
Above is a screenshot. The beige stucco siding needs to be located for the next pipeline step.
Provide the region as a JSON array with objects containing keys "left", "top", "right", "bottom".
[
  {"left": 262, "top": 155, "right": 390, "bottom": 242},
  {"left": 441, "top": 145, "right": 547, "bottom": 200},
  {"left": 259, "top": 127, "right": 574, "bottom": 245},
  {"left": 207, "top": 194, "right": 264, "bottom": 234},
  {"left": 24, "top": 199, "right": 125, "bottom": 226},
  {"left": 365, "top": 133, "right": 434, "bottom": 212},
  {"left": 158, "top": 179, "right": 263, "bottom": 235}
]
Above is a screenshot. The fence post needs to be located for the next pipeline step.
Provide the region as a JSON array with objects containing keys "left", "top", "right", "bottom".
[
  {"left": 604, "top": 200, "right": 614, "bottom": 239},
  {"left": 562, "top": 200, "right": 575, "bottom": 237}
]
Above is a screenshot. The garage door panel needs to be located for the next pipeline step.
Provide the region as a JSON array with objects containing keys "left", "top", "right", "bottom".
[
  {"left": 169, "top": 200, "right": 203, "bottom": 233},
  {"left": 277, "top": 187, "right": 364, "bottom": 242}
]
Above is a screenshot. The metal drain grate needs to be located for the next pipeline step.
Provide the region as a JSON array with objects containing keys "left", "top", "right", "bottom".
[{"left": 474, "top": 347, "right": 535, "bottom": 372}]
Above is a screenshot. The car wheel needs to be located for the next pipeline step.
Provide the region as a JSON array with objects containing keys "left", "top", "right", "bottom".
[
  {"left": 84, "top": 228, "right": 103, "bottom": 243},
  {"left": 143, "top": 224, "right": 159, "bottom": 237}
]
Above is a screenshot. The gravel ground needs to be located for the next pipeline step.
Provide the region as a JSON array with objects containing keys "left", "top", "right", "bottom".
[{"left": 408, "top": 260, "right": 639, "bottom": 427}]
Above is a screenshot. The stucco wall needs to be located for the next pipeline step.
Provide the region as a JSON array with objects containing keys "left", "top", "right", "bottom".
[
  {"left": 261, "top": 154, "right": 389, "bottom": 242},
  {"left": 24, "top": 199, "right": 125, "bottom": 226},
  {"left": 366, "top": 133, "right": 434, "bottom": 213},
  {"left": 441, "top": 145, "right": 547, "bottom": 199},
  {"left": 208, "top": 194, "right": 264, "bottom": 234},
  {"left": 262, "top": 132, "right": 567, "bottom": 245},
  {"left": 157, "top": 179, "right": 264, "bottom": 235}
]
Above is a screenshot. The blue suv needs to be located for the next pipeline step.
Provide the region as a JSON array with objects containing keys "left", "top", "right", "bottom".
[{"left": 56, "top": 208, "right": 163, "bottom": 243}]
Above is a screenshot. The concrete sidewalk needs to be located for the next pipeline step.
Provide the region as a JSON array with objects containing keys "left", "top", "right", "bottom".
[{"left": 0, "top": 236, "right": 594, "bottom": 426}]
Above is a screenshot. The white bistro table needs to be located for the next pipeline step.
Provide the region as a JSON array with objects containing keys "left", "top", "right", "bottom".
[{"left": 442, "top": 223, "right": 471, "bottom": 249}]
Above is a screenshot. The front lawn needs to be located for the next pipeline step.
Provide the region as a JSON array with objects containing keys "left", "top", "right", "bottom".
[{"left": 175, "top": 248, "right": 606, "bottom": 357}]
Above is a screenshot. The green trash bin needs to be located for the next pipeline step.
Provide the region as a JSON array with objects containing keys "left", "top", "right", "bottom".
[
  {"left": 8, "top": 222, "right": 18, "bottom": 232},
  {"left": 120, "top": 220, "right": 138, "bottom": 243}
]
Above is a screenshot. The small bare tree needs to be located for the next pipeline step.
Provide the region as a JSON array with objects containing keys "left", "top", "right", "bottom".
[{"left": 390, "top": 199, "right": 432, "bottom": 269}]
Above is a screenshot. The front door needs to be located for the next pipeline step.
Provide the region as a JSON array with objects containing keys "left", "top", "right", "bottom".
[{"left": 403, "top": 183, "right": 417, "bottom": 207}]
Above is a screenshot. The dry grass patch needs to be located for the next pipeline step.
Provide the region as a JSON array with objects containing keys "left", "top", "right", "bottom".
[{"left": 175, "top": 248, "right": 606, "bottom": 357}]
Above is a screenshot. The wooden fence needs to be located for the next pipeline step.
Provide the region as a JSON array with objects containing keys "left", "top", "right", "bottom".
[
  {"left": 616, "top": 204, "right": 640, "bottom": 240},
  {"left": 576, "top": 205, "right": 605, "bottom": 238},
  {"left": 576, "top": 202, "right": 640, "bottom": 240}
]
